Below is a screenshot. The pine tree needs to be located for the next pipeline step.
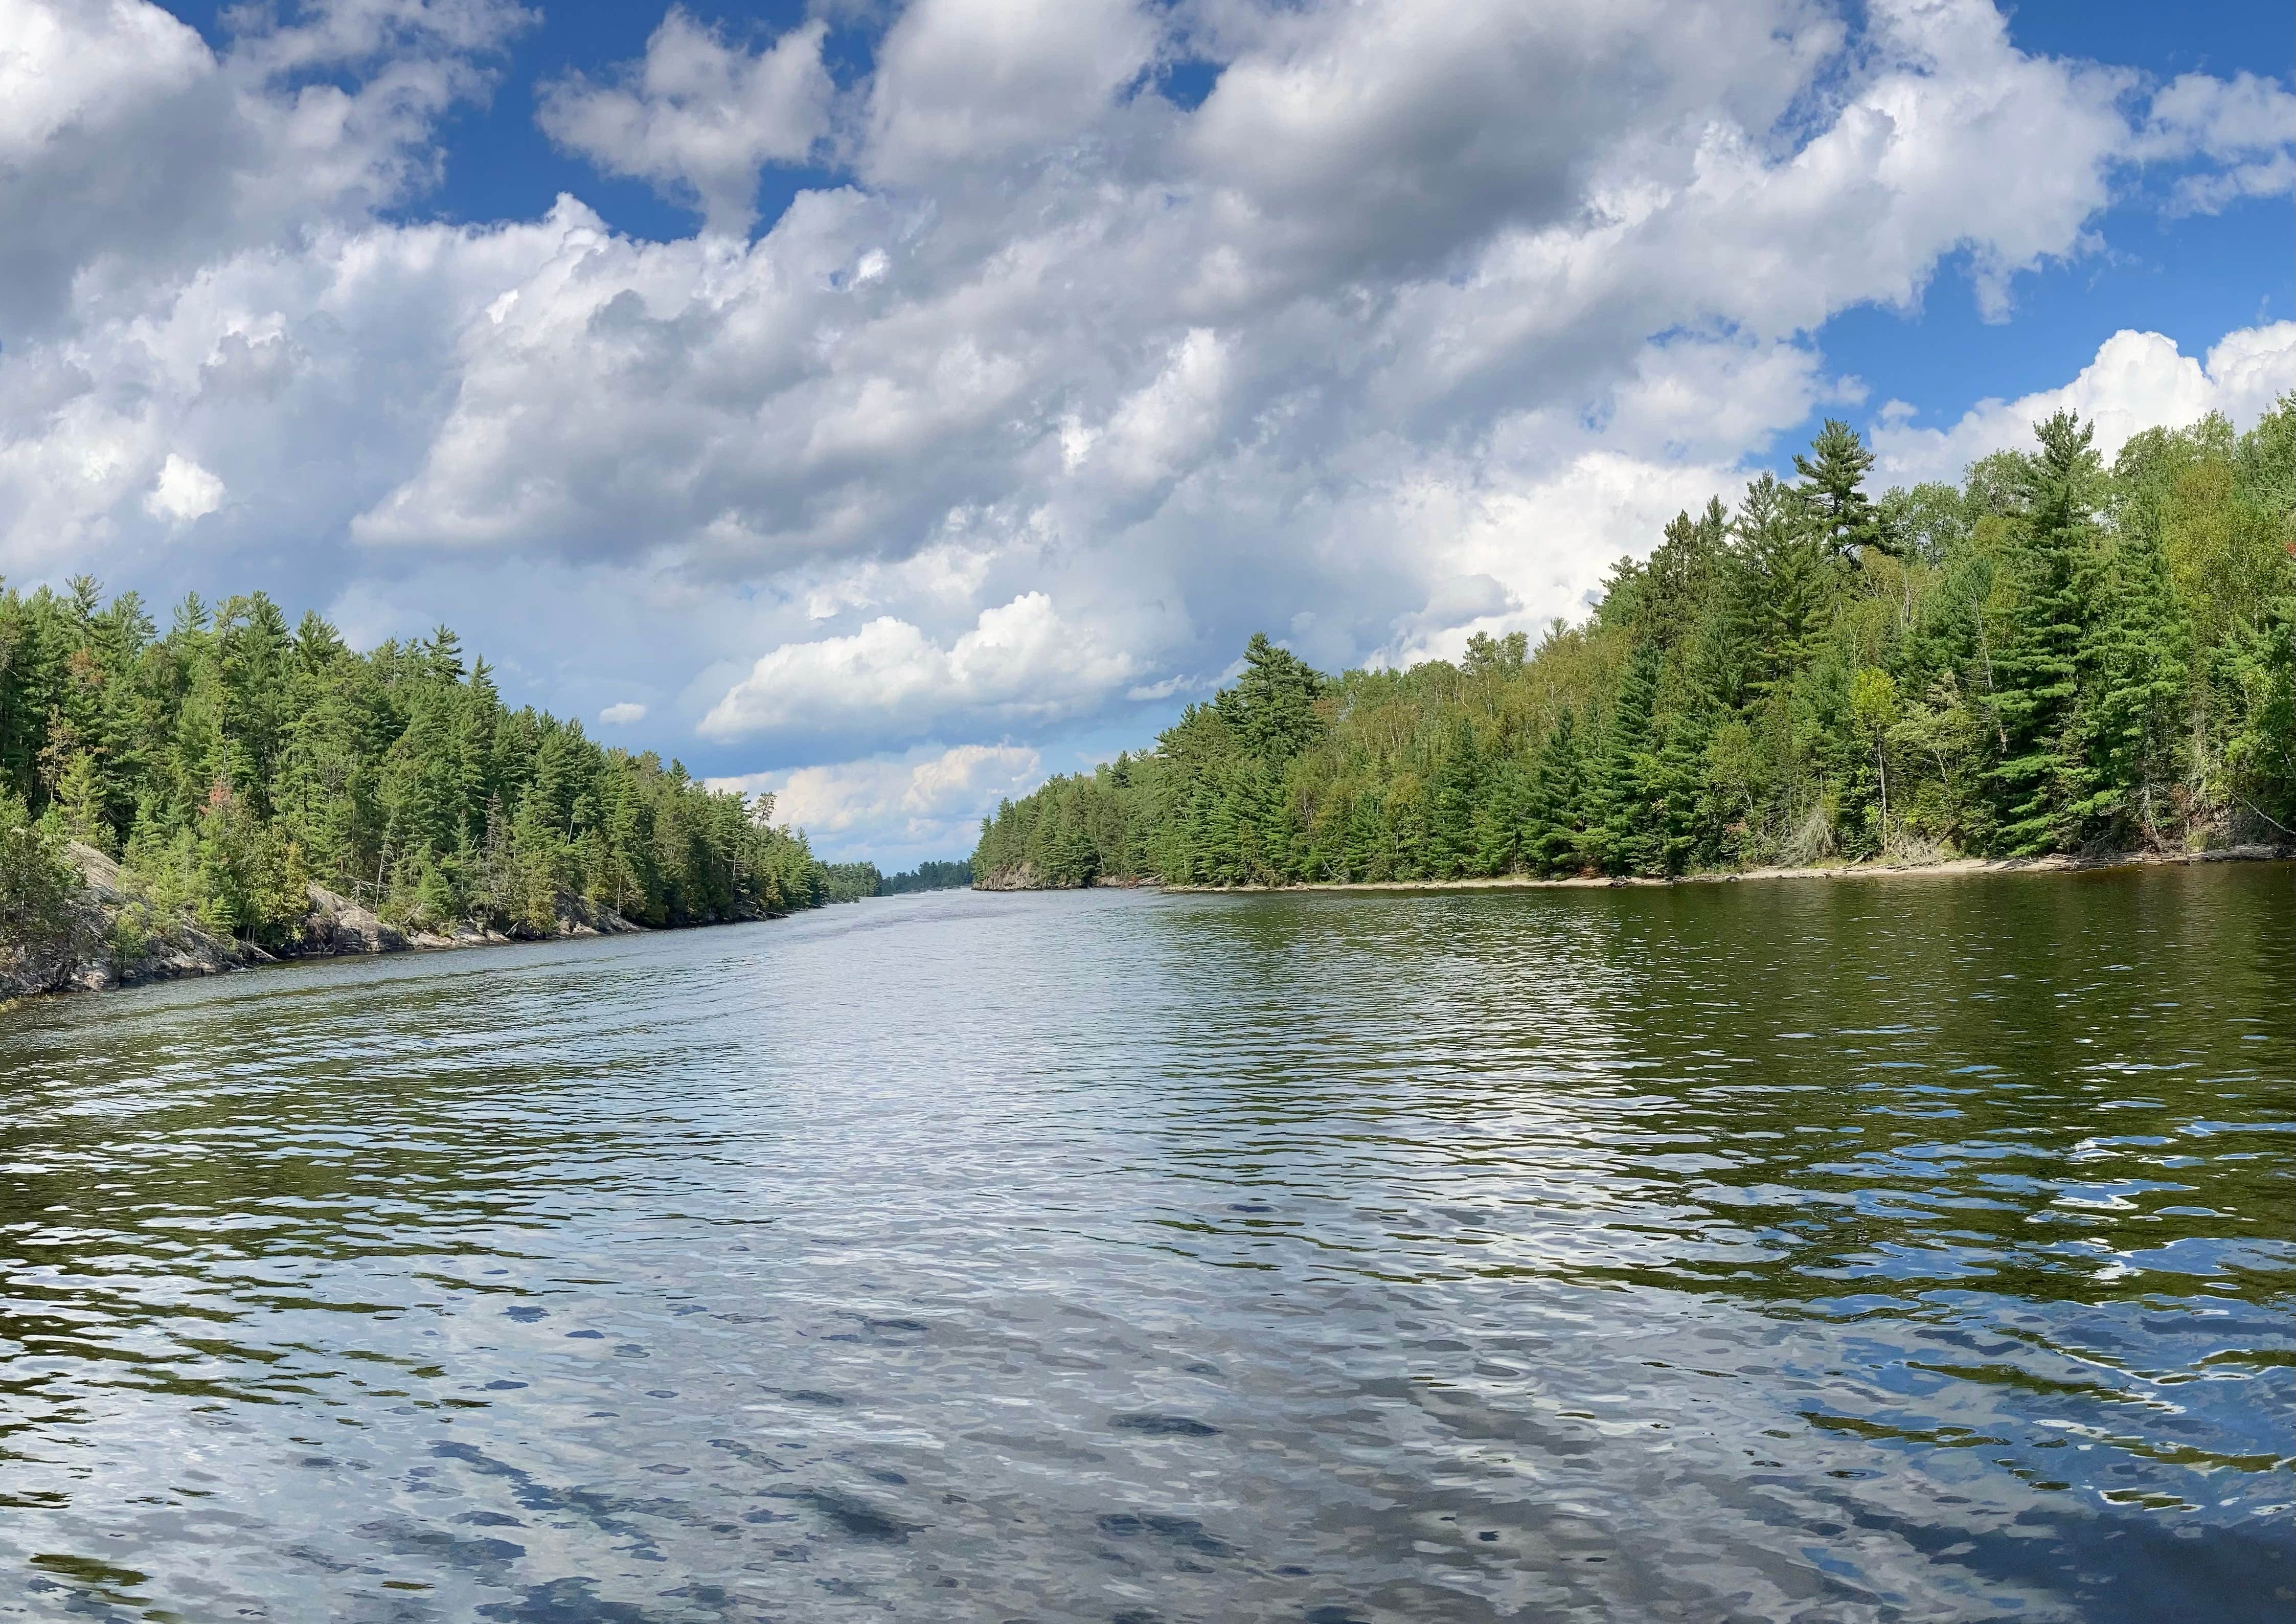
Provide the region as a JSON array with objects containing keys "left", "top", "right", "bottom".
[
  {"left": 1643, "top": 701, "right": 1704, "bottom": 874},
  {"left": 1989, "top": 412, "right": 2102, "bottom": 854},
  {"left": 965, "top": 404, "right": 2289, "bottom": 889},
  {"left": 1593, "top": 639, "right": 1662, "bottom": 873},
  {"left": 1217, "top": 633, "right": 1326, "bottom": 764},
  {"left": 1737, "top": 473, "right": 1829, "bottom": 697},
  {"left": 2219, "top": 593, "right": 2296, "bottom": 836},
  {"left": 1793, "top": 419, "right": 1889, "bottom": 562},
  {"left": 1427, "top": 719, "right": 1480, "bottom": 877},
  {"left": 1525, "top": 710, "right": 1586, "bottom": 874},
  {"left": 1248, "top": 758, "right": 1299, "bottom": 881},
  {"left": 1469, "top": 756, "right": 1527, "bottom": 876},
  {"left": 2072, "top": 523, "right": 2189, "bottom": 844}
]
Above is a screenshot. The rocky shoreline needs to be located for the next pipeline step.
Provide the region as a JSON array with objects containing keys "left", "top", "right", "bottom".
[
  {"left": 969, "top": 862, "right": 1152, "bottom": 892},
  {"left": 2, "top": 842, "right": 668, "bottom": 1003},
  {"left": 977, "top": 843, "right": 2294, "bottom": 896}
]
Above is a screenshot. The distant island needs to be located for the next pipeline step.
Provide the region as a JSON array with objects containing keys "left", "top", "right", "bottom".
[
  {"left": 972, "top": 408, "right": 2295, "bottom": 890},
  {"left": 0, "top": 600, "right": 845, "bottom": 997}
]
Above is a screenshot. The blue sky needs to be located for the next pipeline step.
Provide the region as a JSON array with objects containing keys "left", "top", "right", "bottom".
[{"left": 3, "top": 0, "right": 2290, "bottom": 861}]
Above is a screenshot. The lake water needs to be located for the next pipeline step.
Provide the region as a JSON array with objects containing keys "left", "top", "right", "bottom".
[{"left": 1, "top": 865, "right": 2290, "bottom": 1622}]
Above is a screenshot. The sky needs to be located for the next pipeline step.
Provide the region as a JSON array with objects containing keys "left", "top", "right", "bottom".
[{"left": 2, "top": 0, "right": 2290, "bottom": 866}]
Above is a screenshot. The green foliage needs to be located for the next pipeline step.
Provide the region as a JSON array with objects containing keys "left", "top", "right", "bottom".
[
  {"left": 1794, "top": 418, "right": 1890, "bottom": 561},
  {"left": 879, "top": 859, "right": 972, "bottom": 894},
  {"left": 105, "top": 896, "right": 156, "bottom": 974},
  {"left": 820, "top": 862, "right": 883, "bottom": 904},
  {"left": 0, "top": 587, "right": 834, "bottom": 943},
  {"left": 975, "top": 403, "right": 2296, "bottom": 887},
  {"left": 1985, "top": 412, "right": 2099, "bottom": 853},
  {"left": 1, "top": 788, "right": 84, "bottom": 977},
  {"left": 1216, "top": 633, "right": 1328, "bottom": 763}
]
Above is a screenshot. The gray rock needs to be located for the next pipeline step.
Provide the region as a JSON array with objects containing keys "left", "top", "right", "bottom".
[{"left": 303, "top": 886, "right": 406, "bottom": 954}]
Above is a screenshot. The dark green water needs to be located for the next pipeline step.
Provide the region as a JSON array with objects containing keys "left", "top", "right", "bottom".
[{"left": 0, "top": 864, "right": 2289, "bottom": 1622}]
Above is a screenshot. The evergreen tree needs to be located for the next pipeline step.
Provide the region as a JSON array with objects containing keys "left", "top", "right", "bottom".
[
  {"left": 1216, "top": 633, "right": 1327, "bottom": 763},
  {"left": 1469, "top": 756, "right": 1527, "bottom": 876},
  {"left": 2073, "top": 523, "right": 2189, "bottom": 843},
  {"left": 1989, "top": 412, "right": 2101, "bottom": 853},
  {"left": 1427, "top": 719, "right": 1481, "bottom": 877},
  {"left": 1793, "top": 418, "right": 1889, "bottom": 562},
  {"left": 1736, "top": 473, "right": 1829, "bottom": 697},
  {"left": 1524, "top": 709, "right": 1587, "bottom": 874},
  {"left": 0, "top": 583, "right": 832, "bottom": 941},
  {"left": 962, "top": 408, "right": 2290, "bottom": 889},
  {"left": 1593, "top": 637, "right": 1662, "bottom": 873},
  {"left": 1343, "top": 787, "right": 1390, "bottom": 882}
]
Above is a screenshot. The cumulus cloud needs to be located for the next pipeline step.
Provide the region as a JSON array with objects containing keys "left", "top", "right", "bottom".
[
  {"left": 600, "top": 701, "right": 648, "bottom": 725},
  {"left": 2129, "top": 71, "right": 2296, "bottom": 215},
  {"left": 538, "top": 9, "right": 833, "bottom": 232},
  {"left": 708, "top": 741, "right": 1042, "bottom": 860},
  {"left": 144, "top": 453, "right": 225, "bottom": 524},
  {"left": 311, "top": 0, "right": 2224, "bottom": 604},
  {"left": 0, "top": 0, "right": 530, "bottom": 334},
  {"left": 0, "top": 0, "right": 2288, "bottom": 855},
  {"left": 699, "top": 592, "right": 1137, "bottom": 745},
  {"left": 863, "top": 0, "right": 1156, "bottom": 184},
  {"left": 1872, "top": 323, "right": 2296, "bottom": 485}
]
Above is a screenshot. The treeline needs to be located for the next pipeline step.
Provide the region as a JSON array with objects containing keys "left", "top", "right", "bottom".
[
  {"left": 0, "top": 588, "right": 836, "bottom": 946},
  {"left": 820, "top": 862, "right": 885, "bottom": 903},
  {"left": 814, "top": 858, "right": 974, "bottom": 900},
  {"left": 880, "top": 859, "right": 972, "bottom": 894},
  {"left": 974, "top": 405, "right": 2295, "bottom": 888}
]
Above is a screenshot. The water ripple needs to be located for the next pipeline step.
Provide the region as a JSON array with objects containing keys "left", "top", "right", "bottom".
[{"left": 0, "top": 864, "right": 2290, "bottom": 1621}]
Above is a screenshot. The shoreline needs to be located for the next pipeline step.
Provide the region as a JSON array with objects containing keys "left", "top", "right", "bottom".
[
  {"left": 994, "top": 843, "right": 2294, "bottom": 896},
  {"left": 1, "top": 842, "right": 797, "bottom": 1006},
  {"left": 0, "top": 911, "right": 783, "bottom": 1010}
]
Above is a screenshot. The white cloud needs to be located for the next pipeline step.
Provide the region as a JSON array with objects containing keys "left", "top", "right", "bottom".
[
  {"left": 1087, "top": 328, "right": 1230, "bottom": 488},
  {"left": 0, "top": 0, "right": 530, "bottom": 334},
  {"left": 303, "top": 0, "right": 2180, "bottom": 601},
  {"left": 708, "top": 741, "right": 1042, "bottom": 860},
  {"left": 699, "top": 592, "right": 1136, "bottom": 743},
  {"left": 537, "top": 9, "right": 833, "bottom": 233},
  {"left": 600, "top": 701, "right": 648, "bottom": 725},
  {"left": 144, "top": 453, "right": 225, "bottom": 524},
  {"left": 1872, "top": 323, "right": 2296, "bottom": 485},
  {"left": 0, "top": 0, "right": 2288, "bottom": 832},
  {"left": 0, "top": 0, "right": 209, "bottom": 152},
  {"left": 2129, "top": 70, "right": 2296, "bottom": 215},
  {"left": 863, "top": 0, "right": 1156, "bottom": 184},
  {"left": 1183, "top": 0, "right": 1832, "bottom": 290}
]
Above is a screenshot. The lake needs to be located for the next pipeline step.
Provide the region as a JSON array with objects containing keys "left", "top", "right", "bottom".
[{"left": 1, "top": 864, "right": 2289, "bottom": 1621}]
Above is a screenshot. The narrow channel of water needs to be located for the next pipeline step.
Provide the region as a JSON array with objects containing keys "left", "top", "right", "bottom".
[{"left": 1, "top": 864, "right": 2289, "bottom": 1621}]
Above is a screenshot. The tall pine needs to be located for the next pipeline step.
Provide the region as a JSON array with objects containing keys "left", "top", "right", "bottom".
[{"left": 1989, "top": 412, "right": 2100, "bottom": 854}]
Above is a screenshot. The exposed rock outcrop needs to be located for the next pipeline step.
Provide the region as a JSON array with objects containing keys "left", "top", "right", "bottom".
[
  {"left": 971, "top": 862, "right": 1048, "bottom": 891},
  {"left": 301, "top": 885, "right": 407, "bottom": 955},
  {"left": 3, "top": 848, "right": 662, "bottom": 1001},
  {"left": 17, "top": 843, "right": 258, "bottom": 995}
]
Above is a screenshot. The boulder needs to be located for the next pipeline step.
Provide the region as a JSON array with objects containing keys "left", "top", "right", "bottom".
[{"left": 304, "top": 885, "right": 406, "bottom": 954}]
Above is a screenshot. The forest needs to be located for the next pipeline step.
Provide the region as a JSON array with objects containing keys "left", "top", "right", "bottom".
[
  {"left": 815, "top": 859, "right": 976, "bottom": 900},
  {"left": 0, "top": 593, "right": 836, "bottom": 951},
  {"left": 878, "top": 860, "right": 974, "bottom": 894},
  {"left": 973, "top": 405, "right": 2295, "bottom": 889}
]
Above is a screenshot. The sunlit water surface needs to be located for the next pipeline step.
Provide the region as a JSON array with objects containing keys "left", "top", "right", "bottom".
[{"left": 1, "top": 865, "right": 2290, "bottom": 1622}]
